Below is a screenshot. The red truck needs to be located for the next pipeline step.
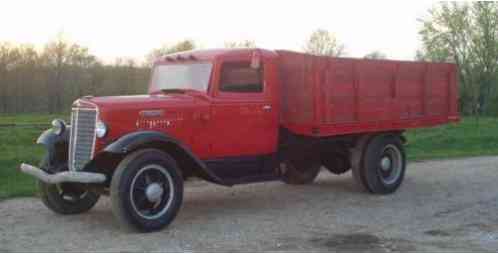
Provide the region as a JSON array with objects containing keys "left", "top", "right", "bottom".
[{"left": 20, "top": 48, "right": 459, "bottom": 232}]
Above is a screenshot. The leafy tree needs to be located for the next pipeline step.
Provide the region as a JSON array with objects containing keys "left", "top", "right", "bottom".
[
  {"left": 419, "top": 2, "right": 498, "bottom": 115},
  {"left": 303, "top": 29, "right": 345, "bottom": 56}
]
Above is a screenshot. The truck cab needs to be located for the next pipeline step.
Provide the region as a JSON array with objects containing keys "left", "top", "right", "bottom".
[
  {"left": 90, "top": 49, "right": 283, "bottom": 182},
  {"left": 149, "top": 49, "right": 281, "bottom": 161}
]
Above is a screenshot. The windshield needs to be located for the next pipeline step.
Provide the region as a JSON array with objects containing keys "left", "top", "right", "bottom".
[{"left": 150, "top": 63, "right": 213, "bottom": 92}]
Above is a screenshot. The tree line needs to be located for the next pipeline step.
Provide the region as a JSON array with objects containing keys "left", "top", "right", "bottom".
[
  {"left": 1, "top": 1, "right": 497, "bottom": 115},
  {"left": 0, "top": 33, "right": 316, "bottom": 114},
  {"left": 0, "top": 30, "right": 385, "bottom": 115},
  {"left": 0, "top": 37, "right": 271, "bottom": 114},
  {"left": 0, "top": 37, "right": 150, "bottom": 114}
]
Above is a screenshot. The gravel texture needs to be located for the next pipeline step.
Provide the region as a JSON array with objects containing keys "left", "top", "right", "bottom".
[{"left": 1, "top": 156, "right": 498, "bottom": 252}]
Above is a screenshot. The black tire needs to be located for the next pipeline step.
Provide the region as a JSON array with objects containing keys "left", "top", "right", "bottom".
[
  {"left": 280, "top": 156, "right": 321, "bottom": 185},
  {"left": 322, "top": 153, "right": 351, "bottom": 175},
  {"left": 110, "top": 149, "right": 184, "bottom": 232},
  {"left": 38, "top": 155, "right": 100, "bottom": 215},
  {"left": 353, "top": 135, "right": 406, "bottom": 194}
]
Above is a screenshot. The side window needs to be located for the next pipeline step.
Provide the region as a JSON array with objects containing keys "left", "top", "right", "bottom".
[{"left": 219, "top": 62, "right": 263, "bottom": 93}]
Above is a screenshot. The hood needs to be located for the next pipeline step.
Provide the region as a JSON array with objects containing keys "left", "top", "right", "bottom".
[
  {"left": 73, "top": 94, "right": 202, "bottom": 142},
  {"left": 85, "top": 94, "right": 196, "bottom": 110}
]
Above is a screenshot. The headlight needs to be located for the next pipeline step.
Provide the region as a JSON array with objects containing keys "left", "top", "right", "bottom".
[
  {"left": 51, "top": 119, "right": 66, "bottom": 136},
  {"left": 95, "top": 121, "right": 108, "bottom": 138}
]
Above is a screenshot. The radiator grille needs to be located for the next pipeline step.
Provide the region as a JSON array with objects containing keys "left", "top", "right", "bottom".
[{"left": 68, "top": 108, "right": 97, "bottom": 171}]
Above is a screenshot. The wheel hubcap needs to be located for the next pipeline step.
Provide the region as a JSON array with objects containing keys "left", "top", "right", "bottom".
[
  {"left": 145, "top": 183, "right": 164, "bottom": 203},
  {"left": 380, "top": 156, "right": 392, "bottom": 171},
  {"left": 378, "top": 144, "right": 403, "bottom": 185}
]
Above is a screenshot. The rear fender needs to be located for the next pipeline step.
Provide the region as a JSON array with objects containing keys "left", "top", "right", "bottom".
[{"left": 103, "top": 131, "right": 229, "bottom": 186}]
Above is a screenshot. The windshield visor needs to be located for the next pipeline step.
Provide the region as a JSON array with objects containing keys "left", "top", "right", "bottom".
[{"left": 149, "top": 63, "right": 213, "bottom": 93}]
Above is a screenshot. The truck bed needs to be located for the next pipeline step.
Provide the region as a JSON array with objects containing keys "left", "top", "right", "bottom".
[{"left": 276, "top": 50, "right": 459, "bottom": 137}]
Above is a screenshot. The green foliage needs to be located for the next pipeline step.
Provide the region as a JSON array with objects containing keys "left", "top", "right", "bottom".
[
  {"left": 406, "top": 117, "right": 498, "bottom": 160},
  {"left": 0, "top": 113, "right": 68, "bottom": 200},
  {"left": 0, "top": 113, "right": 65, "bottom": 125},
  {"left": 418, "top": 2, "right": 498, "bottom": 116},
  {"left": 303, "top": 29, "right": 345, "bottom": 57},
  {"left": 0, "top": 125, "right": 45, "bottom": 200}
]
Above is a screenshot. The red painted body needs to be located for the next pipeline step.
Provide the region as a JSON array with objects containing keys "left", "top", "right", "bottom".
[
  {"left": 277, "top": 50, "right": 460, "bottom": 136},
  {"left": 84, "top": 48, "right": 459, "bottom": 160}
]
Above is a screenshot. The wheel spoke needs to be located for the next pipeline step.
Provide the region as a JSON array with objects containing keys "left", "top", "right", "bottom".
[
  {"left": 149, "top": 170, "right": 160, "bottom": 183},
  {"left": 136, "top": 193, "right": 148, "bottom": 208},
  {"left": 145, "top": 173, "right": 152, "bottom": 185},
  {"left": 61, "top": 191, "right": 77, "bottom": 202},
  {"left": 132, "top": 186, "right": 144, "bottom": 198}
]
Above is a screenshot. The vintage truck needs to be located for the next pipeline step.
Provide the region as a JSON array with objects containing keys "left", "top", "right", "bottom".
[{"left": 20, "top": 48, "right": 459, "bottom": 232}]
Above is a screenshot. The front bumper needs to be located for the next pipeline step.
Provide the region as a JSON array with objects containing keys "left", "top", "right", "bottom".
[{"left": 19, "top": 163, "right": 106, "bottom": 184}]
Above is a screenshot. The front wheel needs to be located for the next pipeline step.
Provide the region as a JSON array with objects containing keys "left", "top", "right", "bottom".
[{"left": 110, "top": 149, "right": 184, "bottom": 232}]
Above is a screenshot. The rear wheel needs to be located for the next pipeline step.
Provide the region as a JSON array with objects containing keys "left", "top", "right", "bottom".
[
  {"left": 38, "top": 155, "right": 100, "bottom": 214},
  {"left": 352, "top": 135, "right": 406, "bottom": 194},
  {"left": 322, "top": 152, "right": 351, "bottom": 175},
  {"left": 110, "top": 149, "right": 183, "bottom": 232},
  {"left": 280, "top": 155, "right": 321, "bottom": 185}
]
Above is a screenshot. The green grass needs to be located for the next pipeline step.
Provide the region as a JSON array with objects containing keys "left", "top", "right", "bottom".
[
  {"left": 0, "top": 126, "right": 46, "bottom": 200},
  {"left": 0, "top": 114, "right": 497, "bottom": 200},
  {"left": 0, "top": 113, "right": 66, "bottom": 200},
  {"left": 406, "top": 117, "right": 498, "bottom": 160},
  {"left": 0, "top": 113, "right": 66, "bottom": 125}
]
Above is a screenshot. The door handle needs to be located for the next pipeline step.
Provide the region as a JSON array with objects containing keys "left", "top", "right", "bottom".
[{"left": 262, "top": 105, "right": 272, "bottom": 111}]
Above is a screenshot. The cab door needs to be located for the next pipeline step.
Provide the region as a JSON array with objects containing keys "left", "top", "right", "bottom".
[{"left": 207, "top": 55, "right": 278, "bottom": 159}]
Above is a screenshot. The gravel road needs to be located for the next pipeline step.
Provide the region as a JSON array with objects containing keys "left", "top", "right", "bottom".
[{"left": 1, "top": 156, "right": 498, "bottom": 252}]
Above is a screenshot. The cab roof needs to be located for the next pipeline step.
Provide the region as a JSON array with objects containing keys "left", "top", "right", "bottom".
[{"left": 153, "top": 48, "right": 277, "bottom": 65}]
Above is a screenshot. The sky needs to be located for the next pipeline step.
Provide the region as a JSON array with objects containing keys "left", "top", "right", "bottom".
[{"left": 0, "top": 0, "right": 436, "bottom": 63}]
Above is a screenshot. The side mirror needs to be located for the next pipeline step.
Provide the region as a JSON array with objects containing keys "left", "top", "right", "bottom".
[{"left": 250, "top": 51, "right": 261, "bottom": 69}]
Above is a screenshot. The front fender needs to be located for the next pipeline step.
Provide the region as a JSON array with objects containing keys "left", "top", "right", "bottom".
[
  {"left": 36, "top": 127, "right": 70, "bottom": 166},
  {"left": 103, "top": 131, "right": 228, "bottom": 186},
  {"left": 36, "top": 127, "right": 70, "bottom": 147},
  {"left": 104, "top": 131, "right": 181, "bottom": 154}
]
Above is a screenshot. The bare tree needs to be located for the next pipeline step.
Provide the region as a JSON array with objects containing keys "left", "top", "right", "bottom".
[
  {"left": 145, "top": 39, "right": 196, "bottom": 66},
  {"left": 364, "top": 51, "right": 387, "bottom": 59},
  {"left": 224, "top": 40, "right": 257, "bottom": 48},
  {"left": 303, "top": 29, "right": 345, "bottom": 56},
  {"left": 0, "top": 42, "right": 16, "bottom": 113},
  {"left": 0, "top": 37, "right": 153, "bottom": 114}
]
